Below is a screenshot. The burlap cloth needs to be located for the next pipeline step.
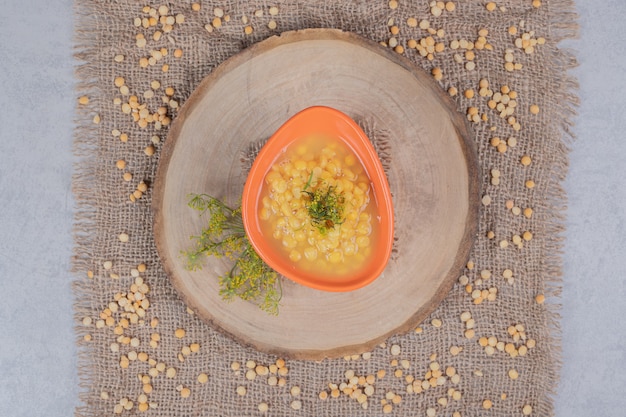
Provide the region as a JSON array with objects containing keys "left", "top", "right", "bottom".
[{"left": 73, "top": 1, "right": 577, "bottom": 416}]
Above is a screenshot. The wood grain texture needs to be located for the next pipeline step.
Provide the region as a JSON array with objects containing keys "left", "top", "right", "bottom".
[{"left": 153, "top": 29, "right": 479, "bottom": 360}]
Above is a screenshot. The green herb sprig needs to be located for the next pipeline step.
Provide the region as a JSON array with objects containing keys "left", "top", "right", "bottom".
[
  {"left": 302, "top": 175, "right": 345, "bottom": 234},
  {"left": 183, "top": 194, "right": 281, "bottom": 315}
]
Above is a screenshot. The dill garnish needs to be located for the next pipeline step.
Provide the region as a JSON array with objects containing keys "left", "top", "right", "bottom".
[{"left": 183, "top": 194, "right": 281, "bottom": 315}]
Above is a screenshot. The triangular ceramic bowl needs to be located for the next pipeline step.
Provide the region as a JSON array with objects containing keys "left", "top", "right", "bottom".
[{"left": 241, "top": 106, "right": 394, "bottom": 292}]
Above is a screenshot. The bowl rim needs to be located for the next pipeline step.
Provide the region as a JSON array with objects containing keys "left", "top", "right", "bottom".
[{"left": 241, "top": 105, "right": 395, "bottom": 292}]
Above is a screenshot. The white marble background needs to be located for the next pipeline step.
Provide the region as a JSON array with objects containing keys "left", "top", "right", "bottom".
[{"left": 0, "top": 0, "right": 624, "bottom": 416}]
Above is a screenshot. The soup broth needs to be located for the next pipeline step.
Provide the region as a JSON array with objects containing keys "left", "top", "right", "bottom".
[{"left": 258, "top": 134, "right": 379, "bottom": 277}]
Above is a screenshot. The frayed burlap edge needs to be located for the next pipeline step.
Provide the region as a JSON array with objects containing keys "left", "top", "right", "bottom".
[
  {"left": 72, "top": 3, "right": 105, "bottom": 417},
  {"left": 540, "top": 0, "right": 579, "bottom": 415}
]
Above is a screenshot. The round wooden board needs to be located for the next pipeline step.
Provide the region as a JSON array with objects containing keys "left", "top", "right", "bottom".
[{"left": 153, "top": 29, "right": 479, "bottom": 360}]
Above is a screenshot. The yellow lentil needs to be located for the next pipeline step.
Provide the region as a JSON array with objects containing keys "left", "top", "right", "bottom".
[
  {"left": 290, "top": 400, "right": 302, "bottom": 410},
  {"left": 524, "top": 207, "right": 533, "bottom": 218},
  {"left": 136, "top": 181, "right": 147, "bottom": 193},
  {"left": 431, "top": 4, "right": 442, "bottom": 17}
]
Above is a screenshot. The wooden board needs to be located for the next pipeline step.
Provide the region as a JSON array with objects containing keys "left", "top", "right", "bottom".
[{"left": 153, "top": 29, "right": 479, "bottom": 360}]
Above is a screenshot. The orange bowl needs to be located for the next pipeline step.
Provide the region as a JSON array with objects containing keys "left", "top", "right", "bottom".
[{"left": 241, "top": 106, "right": 394, "bottom": 292}]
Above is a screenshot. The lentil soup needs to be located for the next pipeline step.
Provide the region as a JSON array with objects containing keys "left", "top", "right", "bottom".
[{"left": 258, "top": 134, "right": 379, "bottom": 277}]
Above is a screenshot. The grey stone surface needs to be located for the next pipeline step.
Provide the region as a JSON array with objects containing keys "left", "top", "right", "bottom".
[
  {"left": 558, "top": 1, "right": 626, "bottom": 415},
  {"left": 0, "top": 0, "right": 624, "bottom": 416},
  {"left": 0, "top": 0, "right": 78, "bottom": 416}
]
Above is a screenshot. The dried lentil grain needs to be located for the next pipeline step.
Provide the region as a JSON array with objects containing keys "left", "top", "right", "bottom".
[{"left": 290, "top": 400, "right": 302, "bottom": 410}]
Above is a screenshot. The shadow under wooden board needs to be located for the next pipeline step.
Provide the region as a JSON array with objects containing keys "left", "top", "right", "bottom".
[{"left": 153, "top": 29, "right": 480, "bottom": 360}]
